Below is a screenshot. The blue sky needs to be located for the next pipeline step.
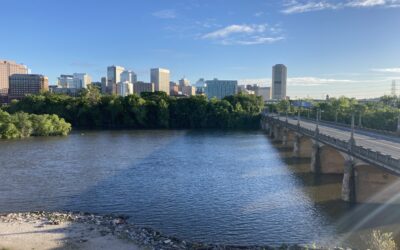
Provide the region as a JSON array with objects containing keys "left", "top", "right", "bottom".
[{"left": 1, "top": 0, "right": 400, "bottom": 98}]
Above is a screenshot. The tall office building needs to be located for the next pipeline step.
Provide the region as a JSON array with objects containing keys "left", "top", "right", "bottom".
[
  {"left": 73, "top": 73, "right": 92, "bottom": 89},
  {"left": 271, "top": 64, "right": 287, "bottom": 100},
  {"left": 257, "top": 87, "right": 271, "bottom": 102},
  {"left": 57, "top": 75, "right": 75, "bottom": 88},
  {"left": 117, "top": 81, "right": 134, "bottom": 97},
  {"left": 179, "top": 78, "right": 190, "bottom": 87},
  {"left": 121, "top": 70, "right": 137, "bottom": 84},
  {"left": 107, "top": 65, "right": 125, "bottom": 94},
  {"left": 0, "top": 60, "right": 28, "bottom": 95},
  {"left": 101, "top": 77, "right": 107, "bottom": 93},
  {"left": 9, "top": 74, "right": 49, "bottom": 100},
  {"left": 151, "top": 68, "right": 170, "bottom": 95},
  {"left": 205, "top": 79, "right": 238, "bottom": 99},
  {"left": 134, "top": 82, "right": 155, "bottom": 96},
  {"left": 181, "top": 85, "right": 196, "bottom": 96},
  {"left": 58, "top": 73, "right": 91, "bottom": 89}
]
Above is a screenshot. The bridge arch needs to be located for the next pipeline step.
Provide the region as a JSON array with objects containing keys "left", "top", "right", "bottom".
[
  {"left": 354, "top": 163, "right": 400, "bottom": 203},
  {"left": 293, "top": 135, "right": 313, "bottom": 158},
  {"left": 319, "top": 145, "right": 347, "bottom": 174}
]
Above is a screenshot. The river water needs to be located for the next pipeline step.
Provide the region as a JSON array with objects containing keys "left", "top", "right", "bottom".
[{"left": 0, "top": 130, "right": 399, "bottom": 248}]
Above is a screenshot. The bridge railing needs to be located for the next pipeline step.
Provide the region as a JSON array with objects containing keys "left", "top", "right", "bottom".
[
  {"left": 263, "top": 114, "right": 400, "bottom": 172},
  {"left": 279, "top": 113, "right": 399, "bottom": 137}
]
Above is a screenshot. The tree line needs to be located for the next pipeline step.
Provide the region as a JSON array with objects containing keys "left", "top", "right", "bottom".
[
  {"left": 268, "top": 96, "right": 400, "bottom": 131},
  {"left": 4, "top": 87, "right": 264, "bottom": 130},
  {"left": 0, "top": 109, "right": 71, "bottom": 139}
]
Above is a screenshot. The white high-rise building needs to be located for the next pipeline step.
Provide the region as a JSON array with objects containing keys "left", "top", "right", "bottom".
[
  {"left": 57, "top": 73, "right": 91, "bottom": 89},
  {"left": 73, "top": 73, "right": 92, "bottom": 89},
  {"left": 121, "top": 70, "right": 137, "bottom": 84},
  {"left": 57, "top": 75, "right": 75, "bottom": 88},
  {"left": 205, "top": 79, "right": 238, "bottom": 99},
  {"left": 257, "top": 87, "right": 271, "bottom": 102},
  {"left": 151, "top": 68, "right": 170, "bottom": 95},
  {"left": 271, "top": 64, "right": 287, "bottom": 100},
  {"left": 117, "top": 81, "right": 134, "bottom": 97},
  {"left": 107, "top": 65, "right": 125, "bottom": 94}
]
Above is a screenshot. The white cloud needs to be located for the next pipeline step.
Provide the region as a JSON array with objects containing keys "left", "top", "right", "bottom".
[
  {"left": 347, "top": 0, "right": 386, "bottom": 7},
  {"left": 282, "top": 0, "right": 400, "bottom": 14},
  {"left": 288, "top": 77, "right": 357, "bottom": 86},
  {"left": 202, "top": 24, "right": 267, "bottom": 39},
  {"left": 202, "top": 24, "right": 284, "bottom": 45},
  {"left": 152, "top": 9, "right": 176, "bottom": 19},
  {"left": 239, "top": 77, "right": 357, "bottom": 86},
  {"left": 282, "top": 1, "right": 337, "bottom": 14},
  {"left": 371, "top": 68, "right": 400, "bottom": 73}
]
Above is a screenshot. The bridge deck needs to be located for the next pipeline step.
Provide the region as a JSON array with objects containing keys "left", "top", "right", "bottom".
[{"left": 275, "top": 116, "right": 400, "bottom": 160}]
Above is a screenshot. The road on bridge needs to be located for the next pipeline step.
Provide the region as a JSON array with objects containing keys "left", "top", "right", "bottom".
[{"left": 275, "top": 116, "right": 400, "bottom": 160}]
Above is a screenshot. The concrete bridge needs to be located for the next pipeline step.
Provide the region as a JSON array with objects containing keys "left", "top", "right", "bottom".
[{"left": 261, "top": 113, "right": 400, "bottom": 204}]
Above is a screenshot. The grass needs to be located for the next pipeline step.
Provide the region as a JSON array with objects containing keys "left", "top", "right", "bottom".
[{"left": 367, "top": 230, "right": 397, "bottom": 250}]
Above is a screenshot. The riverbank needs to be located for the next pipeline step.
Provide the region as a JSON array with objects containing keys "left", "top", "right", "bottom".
[{"left": 0, "top": 211, "right": 341, "bottom": 250}]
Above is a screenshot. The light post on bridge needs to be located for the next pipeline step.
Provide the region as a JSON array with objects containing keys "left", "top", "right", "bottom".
[
  {"left": 285, "top": 111, "right": 288, "bottom": 123},
  {"left": 349, "top": 113, "right": 356, "bottom": 149},
  {"left": 297, "top": 109, "right": 301, "bottom": 127},
  {"left": 315, "top": 109, "right": 320, "bottom": 135},
  {"left": 397, "top": 113, "right": 400, "bottom": 135}
]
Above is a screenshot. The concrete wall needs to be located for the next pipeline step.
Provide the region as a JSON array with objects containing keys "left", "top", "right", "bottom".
[
  {"left": 355, "top": 164, "right": 400, "bottom": 203},
  {"left": 283, "top": 130, "right": 296, "bottom": 147},
  {"left": 294, "top": 136, "right": 313, "bottom": 158},
  {"left": 319, "top": 146, "right": 346, "bottom": 174}
]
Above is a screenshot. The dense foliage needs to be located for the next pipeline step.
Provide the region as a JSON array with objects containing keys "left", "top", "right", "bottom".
[
  {"left": 0, "top": 109, "right": 71, "bottom": 139},
  {"left": 4, "top": 87, "right": 264, "bottom": 130},
  {"left": 267, "top": 96, "right": 400, "bottom": 131}
]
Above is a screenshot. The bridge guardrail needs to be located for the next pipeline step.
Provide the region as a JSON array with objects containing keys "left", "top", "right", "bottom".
[
  {"left": 263, "top": 114, "right": 400, "bottom": 172},
  {"left": 298, "top": 116, "right": 399, "bottom": 137}
]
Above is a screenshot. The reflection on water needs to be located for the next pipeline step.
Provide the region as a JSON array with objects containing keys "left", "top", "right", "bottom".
[{"left": 0, "top": 130, "right": 399, "bottom": 248}]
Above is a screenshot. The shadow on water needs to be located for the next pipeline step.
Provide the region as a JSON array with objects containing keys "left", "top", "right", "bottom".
[
  {"left": 2, "top": 130, "right": 400, "bottom": 249},
  {"left": 267, "top": 133, "right": 400, "bottom": 248}
]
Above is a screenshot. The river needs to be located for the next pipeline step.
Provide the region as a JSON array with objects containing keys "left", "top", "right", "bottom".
[{"left": 0, "top": 130, "right": 399, "bottom": 248}]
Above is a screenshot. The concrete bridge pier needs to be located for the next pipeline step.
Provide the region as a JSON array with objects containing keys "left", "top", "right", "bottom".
[
  {"left": 293, "top": 135, "right": 313, "bottom": 158},
  {"left": 342, "top": 158, "right": 356, "bottom": 203},
  {"left": 310, "top": 141, "right": 321, "bottom": 174},
  {"left": 273, "top": 125, "right": 283, "bottom": 142},
  {"left": 282, "top": 130, "right": 296, "bottom": 147},
  {"left": 354, "top": 163, "right": 400, "bottom": 203}
]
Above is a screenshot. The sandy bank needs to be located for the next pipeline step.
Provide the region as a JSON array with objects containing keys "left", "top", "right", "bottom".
[{"left": 0, "top": 219, "right": 138, "bottom": 250}]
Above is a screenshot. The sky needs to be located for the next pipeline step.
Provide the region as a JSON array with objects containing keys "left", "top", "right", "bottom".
[{"left": 1, "top": 0, "right": 400, "bottom": 99}]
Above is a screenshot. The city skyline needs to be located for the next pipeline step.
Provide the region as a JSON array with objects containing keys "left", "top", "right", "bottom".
[{"left": 1, "top": 0, "right": 400, "bottom": 98}]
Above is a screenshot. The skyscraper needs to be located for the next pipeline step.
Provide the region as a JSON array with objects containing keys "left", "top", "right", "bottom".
[
  {"left": 179, "top": 78, "right": 190, "bottom": 87},
  {"left": 151, "top": 68, "right": 170, "bottom": 95},
  {"left": 271, "top": 64, "right": 287, "bottom": 100},
  {"left": 121, "top": 70, "right": 137, "bottom": 84},
  {"left": 0, "top": 60, "right": 28, "bottom": 95},
  {"left": 73, "top": 73, "right": 92, "bottom": 89},
  {"left": 134, "top": 82, "right": 155, "bottom": 96},
  {"left": 8, "top": 74, "right": 49, "bottom": 100},
  {"left": 205, "top": 79, "right": 238, "bottom": 99},
  {"left": 116, "top": 81, "right": 134, "bottom": 97},
  {"left": 58, "top": 73, "right": 91, "bottom": 89},
  {"left": 107, "top": 65, "right": 125, "bottom": 94}
]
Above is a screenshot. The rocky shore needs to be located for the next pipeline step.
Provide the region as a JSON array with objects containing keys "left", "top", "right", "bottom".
[{"left": 0, "top": 211, "right": 346, "bottom": 250}]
